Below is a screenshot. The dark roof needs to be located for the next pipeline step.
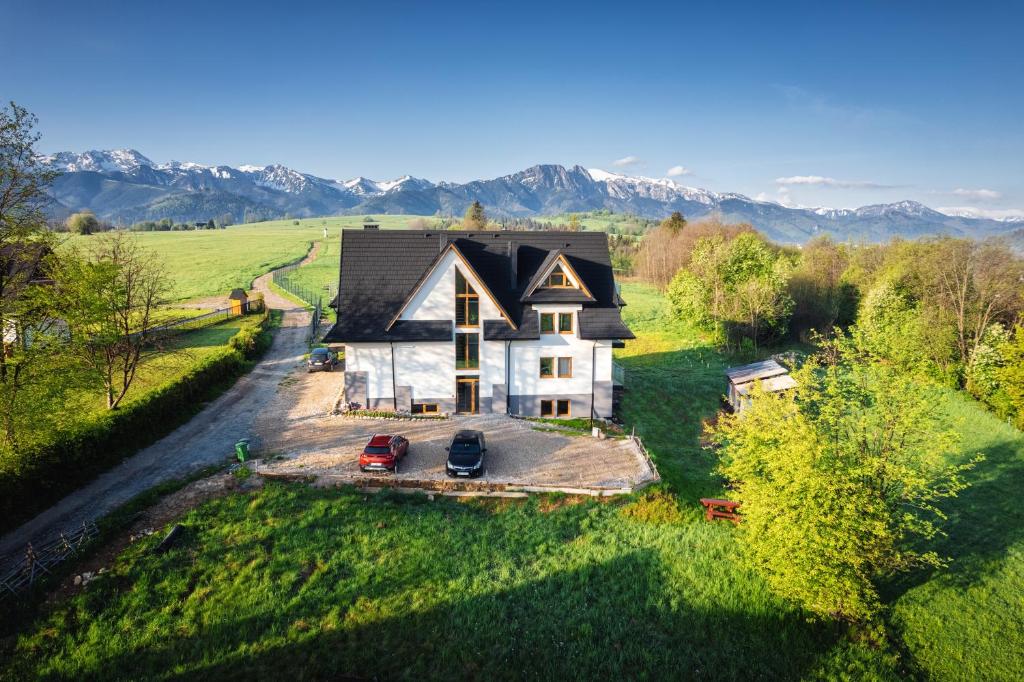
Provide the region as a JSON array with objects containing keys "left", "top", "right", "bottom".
[
  {"left": 522, "top": 288, "right": 595, "bottom": 304},
  {"left": 329, "top": 318, "right": 454, "bottom": 342},
  {"left": 228, "top": 288, "right": 248, "bottom": 300},
  {"left": 579, "top": 308, "right": 635, "bottom": 340},
  {"left": 323, "top": 230, "right": 632, "bottom": 343},
  {"left": 725, "top": 359, "right": 788, "bottom": 384},
  {"left": 1, "top": 243, "right": 53, "bottom": 287}
]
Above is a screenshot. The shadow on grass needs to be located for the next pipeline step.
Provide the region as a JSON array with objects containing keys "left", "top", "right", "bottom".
[
  {"left": 884, "top": 434, "right": 1024, "bottom": 600},
  {"left": 80, "top": 551, "right": 842, "bottom": 681}
]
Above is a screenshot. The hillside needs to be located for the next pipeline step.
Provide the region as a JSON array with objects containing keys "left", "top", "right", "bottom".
[{"left": 42, "top": 150, "right": 1023, "bottom": 245}]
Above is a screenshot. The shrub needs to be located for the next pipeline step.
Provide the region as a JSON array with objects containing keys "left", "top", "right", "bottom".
[{"left": 0, "top": 311, "right": 275, "bottom": 534}]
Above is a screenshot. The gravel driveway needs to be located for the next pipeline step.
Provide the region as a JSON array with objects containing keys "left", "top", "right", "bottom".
[
  {"left": 257, "top": 412, "right": 656, "bottom": 492},
  {"left": 0, "top": 267, "right": 314, "bottom": 572}
]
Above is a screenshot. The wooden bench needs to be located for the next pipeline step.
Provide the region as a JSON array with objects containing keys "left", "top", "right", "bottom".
[{"left": 699, "top": 498, "right": 741, "bottom": 524}]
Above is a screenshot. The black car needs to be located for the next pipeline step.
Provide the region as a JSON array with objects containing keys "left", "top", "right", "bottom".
[
  {"left": 445, "top": 430, "right": 486, "bottom": 478},
  {"left": 307, "top": 347, "right": 339, "bottom": 372}
]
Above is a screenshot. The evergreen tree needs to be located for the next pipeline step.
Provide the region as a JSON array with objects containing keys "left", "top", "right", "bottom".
[{"left": 462, "top": 201, "right": 487, "bottom": 230}]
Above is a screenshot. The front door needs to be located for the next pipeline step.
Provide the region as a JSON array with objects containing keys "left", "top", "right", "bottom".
[{"left": 456, "top": 376, "right": 478, "bottom": 414}]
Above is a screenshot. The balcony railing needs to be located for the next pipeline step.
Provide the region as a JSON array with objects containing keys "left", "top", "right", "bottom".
[{"left": 612, "top": 361, "right": 625, "bottom": 386}]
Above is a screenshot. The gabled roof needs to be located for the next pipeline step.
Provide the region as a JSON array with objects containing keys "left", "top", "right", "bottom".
[
  {"left": 725, "top": 359, "right": 788, "bottom": 384},
  {"left": 385, "top": 241, "right": 517, "bottom": 331},
  {"left": 323, "top": 229, "right": 633, "bottom": 343},
  {"left": 228, "top": 288, "right": 248, "bottom": 300},
  {"left": 519, "top": 250, "right": 595, "bottom": 302}
]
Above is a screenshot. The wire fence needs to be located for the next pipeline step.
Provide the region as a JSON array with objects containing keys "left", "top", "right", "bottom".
[
  {"left": 272, "top": 266, "right": 335, "bottom": 344},
  {"left": 1, "top": 521, "right": 99, "bottom": 599}
]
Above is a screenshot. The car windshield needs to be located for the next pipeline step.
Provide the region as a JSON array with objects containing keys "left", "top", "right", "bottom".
[
  {"left": 450, "top": 440, "right": 480, "bottom": 454},
  {"left": 311, "top": 349, "right": 329, "bottom": 357},
  {"left": 364, "top": 446, "right": 390, "bottom": 455}
]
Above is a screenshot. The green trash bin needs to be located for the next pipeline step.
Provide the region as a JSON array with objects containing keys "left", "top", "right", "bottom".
[{"left": 234, "top": 439, "right": 250, "bottom": 462}]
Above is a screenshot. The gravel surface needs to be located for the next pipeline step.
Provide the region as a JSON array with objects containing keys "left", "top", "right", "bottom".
[
  {"left": 257, "top": 412, "right": 656, "bottom": 491},
  {"left": 0, "top": 263, "right": 314, "bottom": 572}
]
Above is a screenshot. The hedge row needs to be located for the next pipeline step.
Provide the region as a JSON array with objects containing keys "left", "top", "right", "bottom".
[{"left": 0, "top": 310, "right": 277, "bottom": 536}]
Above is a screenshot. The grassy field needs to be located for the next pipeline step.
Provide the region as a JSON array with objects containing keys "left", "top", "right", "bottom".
[
  {"left": 3, "top": 283, "right": 1022, "bottom": 680},
  {"left": 23, "top": 314, "right": 267, "bottom": 446},
  {"left": 69, "top": 215, "right": 434, "bottom": 303},
  {"left": 537, "top": 211, "right": 656, "bottom": 235}
]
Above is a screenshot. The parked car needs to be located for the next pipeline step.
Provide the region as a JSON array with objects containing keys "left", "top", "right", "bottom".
[
  {"left": 307, "top": 347, "right": 339, "bottom": 372},
  {"left": 445, "top": 430, "right": 486, "bottom": 478},
  {"left": 359, "top": 434, "right": 409, "bottom": 473}
]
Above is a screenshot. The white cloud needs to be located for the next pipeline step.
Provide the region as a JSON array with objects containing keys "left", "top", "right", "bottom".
[
  {"left": 937, "top": 206, "right": 1024, "bottom": 221},
  {"left": 775, "top": 175, "right": 895, "bottom": 189},
  {"left": 951, "top": 187, "right": 1002, "bottom": 200},
  {"left": 666, "top": 165, "right": 691, "bottom": 177},
  {"left": 612, "top": 155, "right": 641, "bottom": 167}
]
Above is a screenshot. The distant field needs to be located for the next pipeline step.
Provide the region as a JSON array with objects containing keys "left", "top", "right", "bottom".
[
  {"left": 68, "top": 215, "right": 436, "bottom": 302},
  {"left": 537, "top": 211, "right": 655, "bottom": 234}
]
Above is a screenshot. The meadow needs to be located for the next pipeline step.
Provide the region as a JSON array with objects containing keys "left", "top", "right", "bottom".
[
  {"left": 70, "top": 215, "right": 431, "bottom": 302},
  {"left": 5, "top": 281, "right": 1021, "bottom": 679}
]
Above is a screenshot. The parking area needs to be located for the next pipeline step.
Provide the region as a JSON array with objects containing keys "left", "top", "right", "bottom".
[{"left": 253, "top": 370, "right": 657, "bottom": 492}]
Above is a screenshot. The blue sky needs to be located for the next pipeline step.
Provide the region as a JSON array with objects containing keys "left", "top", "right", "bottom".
[{"left": 3, "top": 0, "right": 1022, "bottom": 215}]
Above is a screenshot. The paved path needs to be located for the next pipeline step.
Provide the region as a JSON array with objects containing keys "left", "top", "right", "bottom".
[{"left": 0, "top": 265, "right": 315, "bottom": 572}]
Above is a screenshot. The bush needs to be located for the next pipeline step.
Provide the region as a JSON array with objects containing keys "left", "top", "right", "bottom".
[{"left": 0, "top": 310, "right": 275, "bottom": 534}]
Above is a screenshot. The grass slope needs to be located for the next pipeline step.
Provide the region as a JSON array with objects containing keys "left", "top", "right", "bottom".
[
  {"left": 3, "top": 284, "right": 1022, "bottom": 680},
  {"left": 69, "top": 216, "right": 432, "bottom": 302}
]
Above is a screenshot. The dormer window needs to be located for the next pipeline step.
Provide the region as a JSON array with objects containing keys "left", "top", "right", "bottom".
[
  {"left": 455, "top": 269, "right": 479, "bottom": 326},
  {"left": 546, "top": 265, "right": 571, "bottom": 288}
]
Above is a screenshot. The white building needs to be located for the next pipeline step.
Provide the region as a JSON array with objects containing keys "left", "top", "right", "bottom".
[{"left": 325, "top": 228, "right": 633, "bottom": 418}]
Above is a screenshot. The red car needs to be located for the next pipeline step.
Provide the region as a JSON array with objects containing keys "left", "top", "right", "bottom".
[{"left": 358, "top": 434, "right": 409, "bottom": 473}]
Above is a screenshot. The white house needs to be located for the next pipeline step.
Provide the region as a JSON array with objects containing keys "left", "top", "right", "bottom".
[{"left": 325, "top": 228, "right": 633, "bottom": 418}]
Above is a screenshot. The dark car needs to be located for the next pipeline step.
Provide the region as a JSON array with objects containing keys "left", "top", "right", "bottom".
[
  {"left": 307, "top": 347, "right": 339, "bottom": 372},
  {"left": 445, "top": 430, "right": 486, "bottom": 478},
  {"left": 359, "top": 434, "right": 409, "bottom": 473}
]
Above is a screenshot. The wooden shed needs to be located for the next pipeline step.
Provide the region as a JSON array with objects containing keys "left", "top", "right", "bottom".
[
  {"left": 228, "top": 288, "right": 249, "bottom": 315},
  {"left": 724, "top": 359, "right": 797, "bottom": 412}
]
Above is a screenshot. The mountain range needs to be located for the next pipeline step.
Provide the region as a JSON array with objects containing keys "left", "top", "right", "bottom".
[{"left": 40, "top": 149, "right": 1023, "bottom": 244}]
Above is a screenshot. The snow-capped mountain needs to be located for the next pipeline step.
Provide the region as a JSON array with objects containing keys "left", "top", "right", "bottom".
[{"left": 40, "top": 149, "right": 1021, "bottom": 244}]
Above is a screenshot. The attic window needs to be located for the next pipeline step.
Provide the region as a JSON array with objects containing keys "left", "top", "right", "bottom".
[
  {"left": 546, "top": 265, "right": 571, "bottom": 288},
  {"left": 455, "top": 269, "right": 479, "bottom": 326}
]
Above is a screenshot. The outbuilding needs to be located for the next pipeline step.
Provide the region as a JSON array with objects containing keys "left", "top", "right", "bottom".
[
  {"left": 724, "top": 359, "right": 797, "bottom": 413},
  {"left": 228, "top": 288, "right": 249, "bottom": 315}
]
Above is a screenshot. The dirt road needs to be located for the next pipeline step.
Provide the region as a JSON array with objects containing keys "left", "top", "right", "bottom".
[{"left": 0, "top": 267, "right": 316, "bottom": 572}]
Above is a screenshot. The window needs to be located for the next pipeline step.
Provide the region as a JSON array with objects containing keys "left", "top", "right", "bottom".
[
  {"left": 540, "top": 312, "right": 554, "bottom": 333},
  {"left": 541, "top": 356, "right": 572, "bottom": 378},
  {"left": 456, "top": 333, "right": 479, "bottom": 369},
  {"left": 556, "top": 399, "right": 570, "bottom": 417},
  {"left": 541, "top": 400, "right": 554, "bottom": 417},
  {"left": 558, "top": 313, "right": 573, "bottom": 334},
  {"left": 455, "top": 269, "right": 479, "bottom": 326},
  {"left": 546, "top": 265, "right": 569, "bottom": 287},
  {"left": 412, "top": 403, "right": 439, "bottom": 414}
]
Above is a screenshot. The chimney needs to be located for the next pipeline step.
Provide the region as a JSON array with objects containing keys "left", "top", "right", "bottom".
[
  {"left": 507, "top": 241, "right": 517, "bottom": 288},
  {"left": 363, "top": 222, "right": 379, "bottom": 230}
]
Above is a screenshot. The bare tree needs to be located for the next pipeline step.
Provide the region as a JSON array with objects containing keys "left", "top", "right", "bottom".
[
  {"left": 928, "top": 238, "right": 1024, "bottom": 366},
  {"left": 54, "top": 232, "right": 168, "bottom": 409}
]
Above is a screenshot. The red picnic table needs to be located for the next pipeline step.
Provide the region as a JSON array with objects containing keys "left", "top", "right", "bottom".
[{"left": 699, "top": 498, "right": 741, "bottom": 524}]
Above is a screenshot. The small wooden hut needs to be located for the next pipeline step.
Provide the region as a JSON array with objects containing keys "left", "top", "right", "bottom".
[
  {"left": 228, "top": 288, "right": 249, "bottom": 315},
  {"left": 724, "top": 359, "right": 797, "bottom": 413}
]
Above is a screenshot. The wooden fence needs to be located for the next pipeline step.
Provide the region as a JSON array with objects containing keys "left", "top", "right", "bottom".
[{"left": 1, "top": 521, "right": 99, "bottom": 599}]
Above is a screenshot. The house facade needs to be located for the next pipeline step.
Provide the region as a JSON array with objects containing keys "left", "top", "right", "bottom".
[{"left": 324, "top": 229, "right": 633, "bottom": 418}]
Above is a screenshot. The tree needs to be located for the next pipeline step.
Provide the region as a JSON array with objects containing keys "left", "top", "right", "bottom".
[
  {"left": 788, "top": 235, "right": 858, "bottom": 336},
  {"left": 462, "top": 201, "right": 487, "bottom": 230},
  {"left": 566, "top": 213, "right": 582, "bottom": 231},
  {"left": 660, "top": 211, "right": 686, "bottom": 233},
  {"left": 709, "top": 345, "right": 977, "bottom": 624},
  {"left": 636, "top": 216, "right": 752, "bottom": 289},
  {"left": 0, "top": 102, "right": 60, "bottom": 448},
  {"left": 67, "top": 210, "right": 100, "bottom": 235},
  {"left": 667, "top": 232, "right": 793, "bottom": 349},
  {"left": 53, "top": 232, "right": 168, "bottom": 409}
]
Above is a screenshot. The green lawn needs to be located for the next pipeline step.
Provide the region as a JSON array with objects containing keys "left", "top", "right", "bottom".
[
  {"left": 22, "top": 314, "right": 266, "bottom": 444},
  {"left": 3, "top": 283, "right": 1022, "bottom": 680},
  {"left": 69, "top": 216, "right": 435, "bottom": 303}
]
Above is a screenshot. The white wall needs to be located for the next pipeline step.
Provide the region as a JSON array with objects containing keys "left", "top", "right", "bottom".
[{"left": 349, "top": 274, "right": 615, "bottom": 408}]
